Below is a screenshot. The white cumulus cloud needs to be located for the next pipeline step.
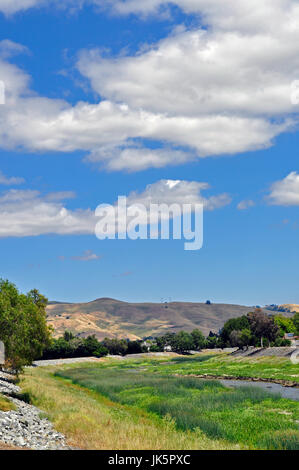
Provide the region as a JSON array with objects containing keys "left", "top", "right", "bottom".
[
  {"left": 267, "top": 172, "right": 299, "bottom": 206},
  {"left": 0, "top": 179, "right": 230, "bottom": 237},
  {"left": 0, "top": 2, "right": 298, "bottom": 170}
]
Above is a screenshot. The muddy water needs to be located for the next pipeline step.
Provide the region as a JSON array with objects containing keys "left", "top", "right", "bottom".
[{"left": 220, "top": 379, "right": 299, "bottom": 401}]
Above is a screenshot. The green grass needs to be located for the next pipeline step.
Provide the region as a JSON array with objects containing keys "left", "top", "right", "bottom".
[
  {"left": 257, "top": 430, "right": 299, "bottom": 450},
  {"left": 21, "top": 365, "right": 237, "bottom": 450},
  {"left": 56, "top": 365, "right": 299, "bottom": 450},
  {"left": 142, "top": 353, "right": 299, "bottom": 383}
]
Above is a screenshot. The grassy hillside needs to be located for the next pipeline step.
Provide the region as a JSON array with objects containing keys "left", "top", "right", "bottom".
[{"left": 46, "top": 298, "right": 277, "bottom": 340}]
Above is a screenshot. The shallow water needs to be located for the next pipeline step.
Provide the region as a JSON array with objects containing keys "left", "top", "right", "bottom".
[{"left": 220, "top": 379, "right": 299, "bottom": 401}]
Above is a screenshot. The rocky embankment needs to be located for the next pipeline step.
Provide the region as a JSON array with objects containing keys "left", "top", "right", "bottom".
[{"left": 0, "top": 371, "right": 72, "bottom": 450}]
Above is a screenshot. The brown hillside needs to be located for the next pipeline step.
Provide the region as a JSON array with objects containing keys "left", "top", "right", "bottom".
[{"left": 46, "top": 298, "right": 276, "bottom": 340}]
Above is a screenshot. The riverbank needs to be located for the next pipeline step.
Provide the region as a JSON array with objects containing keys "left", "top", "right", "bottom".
[
  {"left": 0, "top": 371, "right": 72, "bottom": 450},
  {"left": 175, "top": 373, "right": 299, "bottom": 388}
]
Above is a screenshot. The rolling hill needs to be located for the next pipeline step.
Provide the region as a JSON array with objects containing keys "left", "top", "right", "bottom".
[{"left": 46, "top": 298, "right": 278, "bottom": 340}]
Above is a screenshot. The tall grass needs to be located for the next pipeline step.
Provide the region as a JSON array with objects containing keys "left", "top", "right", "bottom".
[
  {"left": 56, "top": 367, "right": 299, "bottom": 449},
  {"left": 21, "top": 366, "right": 237, "bottom": 450},
  {"left": 258, "top": 430, "right": 299, "bottom": 450}
]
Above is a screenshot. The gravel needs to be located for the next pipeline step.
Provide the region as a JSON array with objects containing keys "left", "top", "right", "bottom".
[
  {"left": 0, "top": 371, "right": 73, "bottom": 450},
  {"left": 32, "top": 357, "right": 101, "bottom": 367}
]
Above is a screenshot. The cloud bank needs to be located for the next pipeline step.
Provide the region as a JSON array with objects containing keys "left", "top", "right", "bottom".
[{"left": 0, "top": 0, "right": 298, "bottom": 171}]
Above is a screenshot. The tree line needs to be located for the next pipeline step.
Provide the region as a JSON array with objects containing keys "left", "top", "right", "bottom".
[
  {"left": 40, "top": 332, "right": 145, "bottom": 359},
  {"left": 1, "top": 280, "right": 298, "bottom": 371}
]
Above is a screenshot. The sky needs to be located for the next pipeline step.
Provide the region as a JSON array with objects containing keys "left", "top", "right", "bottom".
[{"left": 0, "top": 0, "right": 299, "bottom": 306}]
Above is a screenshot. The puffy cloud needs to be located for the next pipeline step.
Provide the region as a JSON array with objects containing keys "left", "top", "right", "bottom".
[
  {"left": 125, "top": 179, "right": 231, "bottom": 211},
  {"left": 0, "top": 189, "right": 96, "bottom": 237},
  {"left": 0, "top": 2, "right": 298, "bottom": 171},
  {"left": 95, "top": 179, "right": 230, "bottom": 242},
  {"left": 87, "top": 145, "right": 194, "bottom": 172},
  {"left": 78, "top": 15, "right": 299, "bottom": 118},
  {"left": 267, "top": 172, "right": 299, "bottom": 206},
  {"left": 0, "top": 179, "right": 230, "bottom": 237},
  {"left": 2, "top": 0, "right": 297, "bottom": 34},
  {"left": 101, "top": 0, "right": 299, "bottom": 36},
  {"left": 0, "top": 54, "right": 283, "bottom": 169},
  {"left": 0, "top": 170, "right": 24, "bottom": 185},
  {"left": 237, "top": 199, "right": 255, "bottom": 210}
]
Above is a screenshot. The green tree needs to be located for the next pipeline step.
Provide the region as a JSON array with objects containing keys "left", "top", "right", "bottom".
[
  {"left": 220, "top": 316, "right": 250, "bottom": 346},
  {"left": 229, "top": 328, "right": 251, "bottom": 349},
  {"left": 0, "top": 280, "right": 52, "bottom": 373},
  {"left": 292, "top": 312, "right": 299, "bottom": 335},
  {"left": 274, "top": 315, "right": 296, "bottom": 336},
  {"left": 101, "top": 338, "right": 128, "bottom": 356},
  {"left": 191, "top": 329, "right": 206, "bottom": 350},
  {"left": 170, "top": 331, "right": 194, "bottom": 354},
  {"left": 206, "top": 335, "right": 219, "bottom": 349},
  {"left": 247, "top": 310, "right": 279, "bottom": 347},
  {"left": 63, "top": 330, "right": 75, "bottom": 342}
]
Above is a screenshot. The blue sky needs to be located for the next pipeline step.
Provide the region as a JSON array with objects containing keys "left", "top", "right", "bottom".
[{"left": 0, "top": 1, "right": 299, "bottom": 306}]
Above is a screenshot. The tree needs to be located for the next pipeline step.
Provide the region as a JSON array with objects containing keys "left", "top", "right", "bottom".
[
  {"left": 191, "top": 329, "right": 206, "bottom": 350},
  {"left": 206, "top": 335, "right": 219, "bottom": 349},
  {"left": 0, "top": 280, "right": 52, "bottom": 373},
  {"left": 127, "top": 340, "right": 143, "bottom": 354},
  {"left": 274, "top": 315, "right": 296, "bottom": 336},
  {"left": 170, "top": 331, "right": 194, "bottom": 354},
  {"left": 220, "top": 316, "right": 250, "bottom": 346},
  {"left": 101, "top": 338, "right": 128, "bottom": 356},
  {"left": 292, "top": 312, "right": 299, "bottom": 335},
  {"left": 155, "top": 332, "right": 176, "bottom": 351},
  {"left": 229, "top": 328, "right": 251, "bottom": 349},
  {"left": 63, "top": 330, "right": 75, "bottom": 342},
  {"left": 247, "top": 310, "right": 279, "bottom": 347}
]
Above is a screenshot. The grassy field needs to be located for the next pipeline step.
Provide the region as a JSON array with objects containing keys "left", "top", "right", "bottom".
[
  {"left": 55, "top": 364, "right": 299, "bottom": 450},
  {"left": 19, "top": 353, "right": 299, "bottom": 450},
  {"left": 21, "top": 365, "right": 239, "bottom": 450},
  {"left": 107, "top": 353, "right": 299, "bottom": 383},
  {"left": 0, "top": 394, "right": 16, "bottom": 412},
  {"left": 150, "top": 354, "right": 299, "bottom": 382}
]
